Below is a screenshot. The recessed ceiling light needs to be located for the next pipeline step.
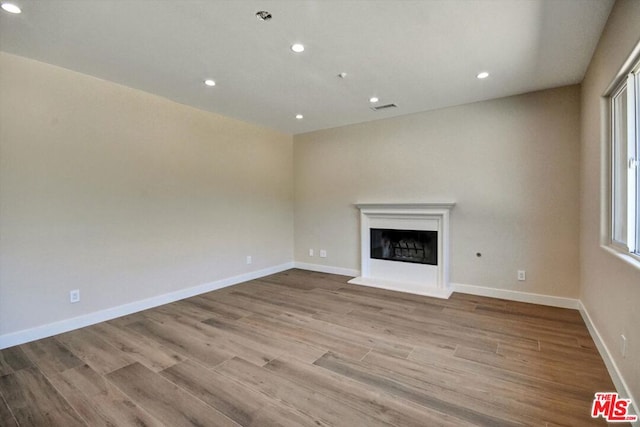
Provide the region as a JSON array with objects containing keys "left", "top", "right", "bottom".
[
  {"left": 369, "top": 97, "right": 379, "bottom": 103},
  {"left": 476, "top": 71, "right": 490, "bottom": 79},
  {"left": 291, "top": 43, "right": 305, "bottom": 53},
  {"left": 295, "top": 114, "right": 303, "bottom": 120},
  {"left": 1, "top": 2, "right": 21, "bottom": 13},
  {"left": 204, "top": 79, "right": 216, "bottom": 87},
  {"left": 255, "top": 11, "right": 272, "bottom": 21}
]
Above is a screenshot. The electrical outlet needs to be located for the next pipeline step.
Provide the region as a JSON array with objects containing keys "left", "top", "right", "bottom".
[
  {"left": 517, "top": 270, "right": 526, "bottom": 281},
  {"left": 70, "top": 289, "right": 80, "bottom": 304},
  {"left": 320, "top": 249, "right": 327, "bottom": 258},
  {"left": 309, "top": 248, "right": 314, "bottom": 257},
  {"left": 621, "top": 334, "right": 627, "bottom": 358},
  {"left": 246, "top": 255, "right": 252, "bottom": 265}
]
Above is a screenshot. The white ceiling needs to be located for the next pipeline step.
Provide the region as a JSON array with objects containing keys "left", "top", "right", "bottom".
[{"left": 0, "top": 0, "right": 614, "bottom": 135}]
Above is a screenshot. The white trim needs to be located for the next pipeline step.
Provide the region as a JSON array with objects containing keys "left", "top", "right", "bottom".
[
  {"left": 354, "top": 202, "right": 456, "bottom": 210},
  {"left": 294, "top": 261, "right": 359, "bottom": 278},
  {"left": 452, "top": 282, "right": 579, "bottom": 309},
  {"left": 578, "top": 301, "right": 639, "bottom": 418},
  {"left": 0, "top": 262, "right": 294, "bottom": 349}
]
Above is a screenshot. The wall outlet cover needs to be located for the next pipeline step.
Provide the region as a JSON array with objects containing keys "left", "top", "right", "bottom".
[{"left": 70, "top": 289, "right": 80, "bottom": 303}]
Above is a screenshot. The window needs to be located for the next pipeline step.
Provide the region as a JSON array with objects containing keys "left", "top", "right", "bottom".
[{"left": 611, "top": 62, "right": 640, "bottom": 257}]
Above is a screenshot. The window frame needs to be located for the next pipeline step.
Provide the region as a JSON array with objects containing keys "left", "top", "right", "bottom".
[
  {"left": 610, "top": 80, "right": 629, "bottom": 252},
  {"left": 608, "top": 59, "right": 640, "bottom": 262}
]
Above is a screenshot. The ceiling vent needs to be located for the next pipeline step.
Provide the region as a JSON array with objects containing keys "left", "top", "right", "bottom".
[{"left": 370, "top": 103, "right": 398, "bottom": 111}]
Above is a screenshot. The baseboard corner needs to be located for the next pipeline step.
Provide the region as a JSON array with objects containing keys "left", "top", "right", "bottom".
[{"left": 578, "top": 300, "right": 639, "bottom": 418}]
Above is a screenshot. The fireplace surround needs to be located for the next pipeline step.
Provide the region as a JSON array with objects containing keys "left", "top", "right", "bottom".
[{"left": 348, "top": 203, "right": 455, "bottom": 299}]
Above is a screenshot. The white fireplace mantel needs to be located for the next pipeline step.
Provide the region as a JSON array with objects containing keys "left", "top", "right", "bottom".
[
  {"left": 349, "top": 202, "right": 455, "bottom": 299},
  {"left": 353, "top": 203, "right": 456, "bottom": 211}
]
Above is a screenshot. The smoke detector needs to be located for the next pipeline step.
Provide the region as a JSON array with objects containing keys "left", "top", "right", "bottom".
[{"left": 256, "top": 11, "right": 272, "bottom": 21}]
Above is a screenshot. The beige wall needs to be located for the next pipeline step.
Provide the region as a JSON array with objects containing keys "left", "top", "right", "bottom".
[
  {"left": 580, "top": 0, "right": 640, "bottom": 405},
  {"left": 294, "top": 85, "right": 581, "bottom": 297},
  {"left": 0, "top": 52, "right": 293, "bottom": 336}
]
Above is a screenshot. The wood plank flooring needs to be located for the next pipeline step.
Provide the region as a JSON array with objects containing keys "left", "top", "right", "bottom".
[{"left": 0, "top": 269, "right": 622, "bottom": 426}]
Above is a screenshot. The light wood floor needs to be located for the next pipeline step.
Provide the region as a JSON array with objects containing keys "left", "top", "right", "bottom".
[{"left": 0, "top": 269, "right": 620, "bottom": 426}]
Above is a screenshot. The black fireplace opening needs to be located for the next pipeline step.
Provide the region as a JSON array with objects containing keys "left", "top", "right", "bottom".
[{"left": 370, "top": 228, "right": 437, "bottom": 265}]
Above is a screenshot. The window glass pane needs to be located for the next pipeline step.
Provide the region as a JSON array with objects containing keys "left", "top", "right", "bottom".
[{"left": 612, "top": 86, "right": 628, "bottom": 245}]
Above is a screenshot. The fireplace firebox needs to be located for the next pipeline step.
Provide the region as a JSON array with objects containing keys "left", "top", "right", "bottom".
[{"left": 370, "top": 229, "right": 437, "bottom": 265}]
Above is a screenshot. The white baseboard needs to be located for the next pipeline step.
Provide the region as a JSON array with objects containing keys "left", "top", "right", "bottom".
[
  {"left": 294, "top": 262, "right": 359, "bottom": 278},
  {"left": 0, "top": 262, "right": 295, "bottom": 350},
  {"left": 452, "top": 282, "right": 580, "bottom": 309},
  {"left": 578, "top": 301, "right": 638, "bottom": 418}
]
